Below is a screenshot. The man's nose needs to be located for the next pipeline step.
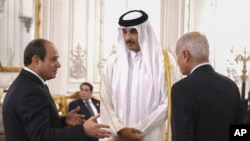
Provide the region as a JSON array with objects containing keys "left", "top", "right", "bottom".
[
  {"left": 124, "top": 33, "right": 132, "bottom": 40},
  {"left": 56, "top": 61, "right": 61, "bottom": 68}
]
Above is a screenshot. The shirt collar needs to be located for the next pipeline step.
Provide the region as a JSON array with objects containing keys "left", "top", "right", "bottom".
[
  {"left": 83, "top": 99, "right": 92, "bottom": 103},
  {"left": 24, "top": 67, "right": 46, "bottom": 85},
  {"left": 190, "top": 62, "right": 210, "bottom": 74}
]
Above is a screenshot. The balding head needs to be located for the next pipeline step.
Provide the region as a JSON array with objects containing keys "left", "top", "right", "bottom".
[{"left": 175, "top": 32, "right": 210, "bottom": 75}]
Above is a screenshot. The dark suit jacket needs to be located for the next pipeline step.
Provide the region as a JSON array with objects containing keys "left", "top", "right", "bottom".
[
  {"left": 68, "top": 98, "right": 100, "bottom": 141},
  {"left": 68, "top": 98, "right": 100, "bottom": 120},
  {"left": 171, "top": 65, "right": 243, "bottom": 141},
  {"left": 2, "top": 69, "right": 87, "bottom": 141}
]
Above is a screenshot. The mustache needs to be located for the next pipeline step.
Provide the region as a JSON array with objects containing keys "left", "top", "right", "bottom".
[{"left": 125, "top": 40, "right": 135, "bottom": 44}]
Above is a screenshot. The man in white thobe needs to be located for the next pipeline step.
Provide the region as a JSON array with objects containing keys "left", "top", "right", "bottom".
[{"left": 100, "top": 10, "right": 180, "bottom": 141}]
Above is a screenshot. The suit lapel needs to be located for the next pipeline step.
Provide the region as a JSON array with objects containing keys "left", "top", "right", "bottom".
[
  {"left": 92, "top": 99, "right": 100, "bottom": 112},
  {"left": 21, "top": 70, "right": 59, "bottom": 114},
  {"left": 43, "top": 85, "right": 59, "bottom": 113}
]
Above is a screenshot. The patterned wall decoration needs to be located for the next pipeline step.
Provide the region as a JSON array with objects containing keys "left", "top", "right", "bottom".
[
  {"left": 67, "top": 0, "right": 88, "bottom": 83},
  {"left": 97, "top": 44, "right": 117, "bottom": 75},
  {"left": 0, "top": 0, "right": 5, "bottom": 13},
  {"left": 7, "top": 48, "right": 15, "bottom": 66},
  {"left": 69, "top": 43, "right": 87, "bottom": 80}
]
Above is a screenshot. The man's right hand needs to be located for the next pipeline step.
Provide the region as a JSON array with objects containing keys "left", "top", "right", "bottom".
[
  {"left": 66, "top": 106, "right": 85, "bottom": 126},
  {"left": 83, "top": 114, "right": 111, "bottom": 138},
  {"left": 117, "top": 127, "right": 142, "bottom": 141}
]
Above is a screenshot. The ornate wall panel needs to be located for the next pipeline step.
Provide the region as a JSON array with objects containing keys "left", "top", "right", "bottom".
[
  {"left": 0, "top": 0, "right": 35, "bottom": 67},
  {"left": 68, "top": 0, "right": 88, "bottom": 83}
]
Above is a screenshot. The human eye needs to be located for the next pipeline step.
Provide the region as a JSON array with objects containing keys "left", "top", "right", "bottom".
[
  {"left": 131, "top": 29, "right": 138, "bottom": 34},
  {"left": 50, "top": 57, "right": 58, "bottom": 62}
]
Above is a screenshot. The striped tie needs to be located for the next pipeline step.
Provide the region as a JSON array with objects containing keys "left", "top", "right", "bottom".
[{"left": 85, "top": 101, "right": 94, "bottom": 116}]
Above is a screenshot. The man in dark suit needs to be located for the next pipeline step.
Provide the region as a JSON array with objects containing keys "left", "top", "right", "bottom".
[
  {"left": 69, "top": 82, "right": 100, "bottom": 120},
  {"left": 2, "top": 39, "right": 110, "bottom": 141},
  {"left": 69, "top": 82, "right": 100, "bottom": 141},
  {"left": 171, "top": 32, "right": 243, "bottom": 141}
]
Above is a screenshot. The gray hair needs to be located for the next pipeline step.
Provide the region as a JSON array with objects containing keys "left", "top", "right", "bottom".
[{"left": 176, "top": 32, "right": 209, "bottom": 61}]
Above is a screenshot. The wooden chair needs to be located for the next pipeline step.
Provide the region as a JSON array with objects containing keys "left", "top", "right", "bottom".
[
  {"left": 62, "top": 91, "right": 80, "bottom": 115},
  {"left": 53, "top": 92, "right": 100, "bottom": 116},
  {"left": 52, "top": 96, "right": 64, "bottom": 116}
]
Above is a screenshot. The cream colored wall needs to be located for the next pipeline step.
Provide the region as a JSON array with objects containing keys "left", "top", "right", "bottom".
[
  {"left": 0, "top": 0, "right": 35, "bottom": 67},
  {"left": 1, "top": 0, "right": 250, "bottom": 99},
  {"left": 40, "top": 0, "right": 164, "bottom": 96}
]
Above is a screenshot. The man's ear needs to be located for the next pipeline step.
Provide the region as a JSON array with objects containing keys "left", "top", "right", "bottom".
[
  {"left": 31, "top": 55, "right": 40, "bottom": 66},
  {"left": 183, "top": 50, "right": 190, "bottom": 62}
]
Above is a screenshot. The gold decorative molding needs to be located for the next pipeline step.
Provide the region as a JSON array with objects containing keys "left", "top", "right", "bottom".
[
  {"left": 0, "top": 0, "right": 40, "bottom": 71},
  {"left": 231, "top": 47, "right": 250, "bottom": 100},
  {"left": 0, "top": 62, "right": 22, "bottom": 72},
  {"left": 35, "top": 0, "right": 41, "bottom": 38}
]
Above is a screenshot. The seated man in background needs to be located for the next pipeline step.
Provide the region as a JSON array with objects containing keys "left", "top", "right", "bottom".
[
  {"left": 68, "top": 82, "right": 100, "bottom": 141},
  {"left": 69, "top": 82, "right": 100, "bottom": 120}
]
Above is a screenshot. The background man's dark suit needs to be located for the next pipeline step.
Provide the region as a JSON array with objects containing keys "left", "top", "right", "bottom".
[
  {"left": 171, "top": 65, "right": 243, "bottom": 141},
  {"left": 68, "top": 98, "right": 100, "bottom": 120},
  {"left": 69, "top": 98, "right": 100, "bottom": 141},
  {"left": 3, "top": 70, "right": 86, "bottom": 141}
]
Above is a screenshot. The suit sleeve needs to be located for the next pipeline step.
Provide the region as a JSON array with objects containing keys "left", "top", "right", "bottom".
[
  {"left": 171, "top": 83, "right": 194, "bottom": 141},
  {"left": 68, "top": 100, "right": 77, "bottom": 112},
  {"left": 17, "top": 87, "right": 86, "bottom": 141}
]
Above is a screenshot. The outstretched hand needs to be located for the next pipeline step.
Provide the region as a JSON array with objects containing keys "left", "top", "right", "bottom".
[
  {"left": 66, "top": 106, "right": 86, "bottom": 126},
  {"left": 83, "top": 114, "right": 111, "bottom": 138}
]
